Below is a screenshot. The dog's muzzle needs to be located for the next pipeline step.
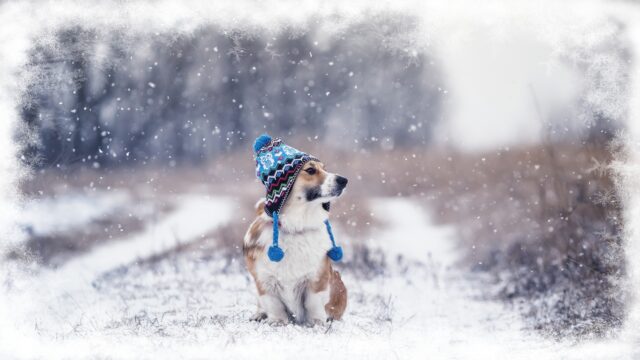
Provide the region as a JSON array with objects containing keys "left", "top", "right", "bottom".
[{"left": 332, "top": 175, "right": 348, "bottom": 196}]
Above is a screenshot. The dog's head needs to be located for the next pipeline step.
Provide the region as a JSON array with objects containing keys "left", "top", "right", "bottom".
[{"left": 289, "top": 160, "right": 348, "bottom": 209}]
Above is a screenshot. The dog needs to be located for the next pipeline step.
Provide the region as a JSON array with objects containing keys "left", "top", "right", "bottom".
[{"left": 243, "top": 158, "right": 348, "bottom": 325}]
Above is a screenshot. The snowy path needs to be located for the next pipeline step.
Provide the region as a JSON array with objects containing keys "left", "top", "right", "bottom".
[
  {"left": 16, "top": 190, "right": 133, "bottom": 243},
  {"left": 1, "top": 193, "right": 233, "bottom": 355},
  {"left": 360, "top": 199, "right": 558, "bottom": 358},
  {"left": 53, "top": 193, "right": 233, "bottom": 282},
  {"left": 0, "top": 197, "right": 632, "bottom": 359}
]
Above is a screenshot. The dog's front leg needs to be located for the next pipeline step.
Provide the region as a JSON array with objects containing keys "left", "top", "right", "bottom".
[
  {"left": 249, "top": 302, "right": 267, "bottom": 322},
  {"left": 304, "top": 288, "right": 330, "bottom": 326},
  {"left": 259, "top": 293, "right": 289, "bottom": 325}
]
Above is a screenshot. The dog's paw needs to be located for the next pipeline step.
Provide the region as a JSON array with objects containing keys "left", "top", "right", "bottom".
[
  {"left": 250, "top": 312, "right": 267, "bottom": 322},
  {"left": 306, "top": 318, "right": 329, "bottom": 327},
  {"left": 266, "top": 318, "right": 289, "bottom": 326}
]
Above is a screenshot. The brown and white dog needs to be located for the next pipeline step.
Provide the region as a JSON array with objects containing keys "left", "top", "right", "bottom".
[{"left": 243, "top": 160, "right": 348, "bottom": 325}]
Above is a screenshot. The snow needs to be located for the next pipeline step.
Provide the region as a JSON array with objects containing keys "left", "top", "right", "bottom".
[
  {"left": 0, "top": 193, "right": 233, "bottom": 357},
  {"left": 16, "top": 190, "right": 132, "bottom": 240},
  {"left": 4, "top": 196, "right": 633, "bottom": 359},
  {"left": 368, "top": 198, "right": 456, "bottom": 265},
  {"left": 52, "top": 193, "right": 232, "bottom": 280},
  {"left": 608, "top": 4, "right": 640, "bottom": 346}
]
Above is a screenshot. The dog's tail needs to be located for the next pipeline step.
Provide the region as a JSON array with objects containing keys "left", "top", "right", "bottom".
[{"left": 254, "top": 198, "right": 266, "bottom": 216}]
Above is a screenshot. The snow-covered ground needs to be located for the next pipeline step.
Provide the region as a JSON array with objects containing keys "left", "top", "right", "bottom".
[
  {"left": 2, "top": 195, "right": 634, "bottom": 359},
  {"left": 15, "top": 190, "right": 133, "bottom": 242}
]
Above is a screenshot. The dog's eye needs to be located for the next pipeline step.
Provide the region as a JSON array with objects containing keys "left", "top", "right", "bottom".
[{"left": 305, "top": 168, "right": 316, "bottom": 175}]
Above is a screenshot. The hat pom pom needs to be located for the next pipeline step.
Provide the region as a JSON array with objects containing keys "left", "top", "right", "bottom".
[
  {"left": 327, "top": 246, "right": 343, "bottom": 262},
  {"left": 268, "top": 245, "right": 284, "bottom": 262},
  {"left": 253, "top": 134, "right": 272, "bottom": 154}
]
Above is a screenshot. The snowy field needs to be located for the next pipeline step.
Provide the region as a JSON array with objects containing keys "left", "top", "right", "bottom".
[{"left": 1, "top": 193, "right": 635, "bottom": 359}]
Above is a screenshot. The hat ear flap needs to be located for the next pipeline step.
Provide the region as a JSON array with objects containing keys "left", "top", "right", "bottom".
[
  {"left": 324, "top": 219, "right": 343, "bottom": 262},
  {"left": 268, "top": 245, "right": 284, "bottom": 262},
  {"left": 327, "top": 246, "right": 343, "bottom": 261},
  {"left": 268, "top": 211, "right": 284, "bottom": 262}
]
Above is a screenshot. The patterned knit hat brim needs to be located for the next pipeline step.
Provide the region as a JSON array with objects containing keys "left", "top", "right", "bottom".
[{"left": 264, "top": 156, "right": 317, "bottom": 216}]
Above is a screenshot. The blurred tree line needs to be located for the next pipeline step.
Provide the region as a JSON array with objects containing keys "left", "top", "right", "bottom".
[{"left": 18, "top": 16, "right": 444, "bottom": 168}]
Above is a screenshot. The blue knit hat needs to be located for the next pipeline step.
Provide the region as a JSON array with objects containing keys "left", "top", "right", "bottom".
[{"left": 253, "top": 134, "right": 343, "bottom": 263}]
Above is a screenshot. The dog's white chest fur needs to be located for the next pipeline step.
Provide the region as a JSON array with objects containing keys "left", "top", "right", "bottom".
[
  {"left": 256, "top": 229, "right": 327, "bottom": 284},
  {"left": 252, "top": 205, "right": 332, "bottom": 322}
]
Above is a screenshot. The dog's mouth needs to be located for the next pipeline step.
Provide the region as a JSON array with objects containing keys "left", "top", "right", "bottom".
[
  {"left": 305, "top": 186, "right": 345, "bottom": 202},
  {"left": 329, "top": 187, "right": 346, "bottom": 197}
]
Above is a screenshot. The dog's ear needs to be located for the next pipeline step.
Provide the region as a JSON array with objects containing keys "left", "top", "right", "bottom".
[{"left": 322, "top": 202, "right": 331, "bottom": 212}]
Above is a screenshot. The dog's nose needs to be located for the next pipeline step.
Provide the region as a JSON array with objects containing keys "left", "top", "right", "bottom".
[{"left": 335, "top": 175, "right": 348, "bottom": 187}]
